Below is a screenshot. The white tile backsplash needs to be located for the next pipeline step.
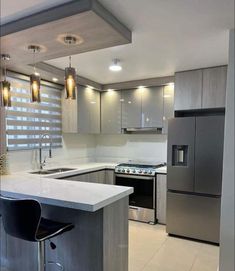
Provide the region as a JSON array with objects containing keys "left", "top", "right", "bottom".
[
  {"left": 95, "top": 134, "right": 167, "bottom": 163},
  {"left": 8, "top": 133, "right": 167, "bottom": 172}
]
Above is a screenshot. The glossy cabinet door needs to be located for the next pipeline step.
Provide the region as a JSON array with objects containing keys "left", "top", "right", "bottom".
[
  {"left": 157, "top": 174, "right": 167, "bottom": 224},
  {"left": 61, "top": 89, "right": 78, "bottom": 133},
  {"left": 202, "top": 66, "right": 227, "bottom": 109},
  {"left": 174, "top": 69, "right": 203, "bottom": 111},
  {"left": 121, "top": 89, "right": 142, "bottom": 128},
  {"left": 101, "top": 91, "right": 122, "bottom": 134},
  {"left": 77, "top": 86, "right": 100, "bottom": 134},
  {"left": 163, "top": 85, "right": 174, "bottom": 134},
  {"left": 141, "top": 86, "right": 164, "bottom": 128}
]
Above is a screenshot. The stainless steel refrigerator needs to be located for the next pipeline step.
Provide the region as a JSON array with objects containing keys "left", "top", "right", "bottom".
[{"left": 166, "top": 115, "right": 224, "bottom": 243}]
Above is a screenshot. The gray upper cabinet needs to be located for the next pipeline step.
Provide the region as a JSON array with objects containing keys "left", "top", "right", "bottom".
[
  {"left": 202, "top": 66, "right": 227, "bottom": 109},
  {"left": 77, "top": 86, "right": 100, "bottom": 134},
  {"left": 62, "top": 89, "right": 78, "bottom": 133},
  {"left": 141, "top": 86, "right": 164, "bottom": 128},
  {"left": 121, "top": 89, "right": 142, "bottom": 128},
  {"left": 101, "top": 91, "right": 122, "bottom": 134},
  {"left": 62, "top": 85, "right": 100, "bottom": 134},
  {"left": 163, "top": 85, "right": 174, "bottom": 134},
  {"left": 174, "top": 66, "right": 227, "bottom": 111},
  {"left": 174, "top": 69, "right": 203, "bottom": 111}
]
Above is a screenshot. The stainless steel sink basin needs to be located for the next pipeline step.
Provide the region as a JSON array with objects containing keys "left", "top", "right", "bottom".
[{"left": 30, "top": 168, "right": 76, "bottom": 175}]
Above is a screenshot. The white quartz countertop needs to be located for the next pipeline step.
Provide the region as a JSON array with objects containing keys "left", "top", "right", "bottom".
[{"left": 0, "top": 163, "right": 133, "bottom": 212}]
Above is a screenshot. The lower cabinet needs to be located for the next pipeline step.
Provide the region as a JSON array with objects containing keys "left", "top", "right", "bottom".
[
  {"left": 105, "top": 169, "right": 115, "bottom": 185},
  {"left": 157, "top": 174, "right": 167, "bottom": 224},
  {"left": 60, "top": 170, "right": 114, "bottom": 185}
]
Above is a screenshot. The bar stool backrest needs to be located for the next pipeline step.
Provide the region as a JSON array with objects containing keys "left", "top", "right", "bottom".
[{"left": 0, "top": 196, "right": 41, "bottom": 242}]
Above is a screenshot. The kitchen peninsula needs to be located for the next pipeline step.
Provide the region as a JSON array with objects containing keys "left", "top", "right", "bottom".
[{"left": 0, "top": 164, "right": 133, "bottom": 271}]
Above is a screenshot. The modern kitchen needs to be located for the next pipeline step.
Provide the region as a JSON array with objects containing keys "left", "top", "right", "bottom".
[{"left": 0, "top": 1, "right": 234, "bottom": 271}]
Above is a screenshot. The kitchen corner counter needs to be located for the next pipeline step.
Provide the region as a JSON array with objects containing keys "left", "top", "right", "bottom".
[
  {"left": 0, "top": 162, "right": 133, "bottom": 212},
  {"left": 0, "top": 162, "right": 131, "bottom": 271}
]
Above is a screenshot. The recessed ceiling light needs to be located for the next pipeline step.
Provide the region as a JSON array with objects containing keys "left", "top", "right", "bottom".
[
  {"left": 107, "top": 89, "right": 114, "bottom": 92},
  {"left": 138, "top": 85, "right": 146, "bottom": 88},
  {"left": 52, "top": 77, "right": 58, "bottom": 82},
  {"left": 86, "top": 85, "right": 94, "bottom": 89},
  {"left": 34, "top": 72, "right": 40, "bottom": 76},
  {"left": 109, "top": 59, "right": 122, "bottom": 72},
  {"left": 168, "top": 82, "right": 174, "bottom": 86}
]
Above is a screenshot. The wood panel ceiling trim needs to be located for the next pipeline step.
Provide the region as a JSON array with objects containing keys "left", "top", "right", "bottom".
[{"left": 0, "top": 0, "right": 92, "bottom": 37}]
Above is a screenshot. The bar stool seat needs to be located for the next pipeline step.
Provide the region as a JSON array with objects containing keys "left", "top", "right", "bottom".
[
  {"left": 36, "top": 217, "right": 74, "bottom": 241},
  {"left": 0, "top": 196, "right": 74, "bottom": 271}
]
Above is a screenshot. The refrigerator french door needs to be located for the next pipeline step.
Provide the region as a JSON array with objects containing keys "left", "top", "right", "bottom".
[{"left": 166, "top": 116, "right": 224, "bottom": 243}]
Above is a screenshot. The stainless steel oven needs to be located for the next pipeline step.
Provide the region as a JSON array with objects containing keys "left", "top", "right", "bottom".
[{"left": 115, "top": 173, "right": 156, "bottom": 224}]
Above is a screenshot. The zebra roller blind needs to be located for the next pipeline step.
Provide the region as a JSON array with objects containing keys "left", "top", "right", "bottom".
[{"left": 6, "top": 75, "right": 62, "bottom": 151}]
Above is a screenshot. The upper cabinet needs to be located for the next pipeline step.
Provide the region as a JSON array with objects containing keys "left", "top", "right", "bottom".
[
  {"left": 174, "top": 66, "right": 227, "bottom": 111},
  {"left": 141, "top": 86, "right": 164, "bottom": 128},
  {"left": 163, "top": 85, "right": 174, "bottom": 134},
  {"left": 101, "top": 91, "right": 122, "bottom": 134},
  {"left": 174, "top": 69, "right": 203, "bottom": 111},
  {"left": 62, "top": 89, "right": 78, "bottom": 133},
  {"left": 62, "top": 85, "right": 100, "bottom": 134},
  {"left": 202, "top": 66, "right": 227, "bottom": 109},
  {"left": 77, "top": 86, "right": 100, "bottom": 134},
  {"left": 121, "top": 89, "right": 142, "bottom": 128}
]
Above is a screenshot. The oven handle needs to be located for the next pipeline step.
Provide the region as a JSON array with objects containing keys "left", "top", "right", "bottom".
[{"left": 115, "top": 174, "right": 154, "bottom": 180}]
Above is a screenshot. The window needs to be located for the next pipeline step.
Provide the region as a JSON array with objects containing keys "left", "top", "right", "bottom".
[{"left": 6, "top": 74, "right": 62, "bottom": 151}]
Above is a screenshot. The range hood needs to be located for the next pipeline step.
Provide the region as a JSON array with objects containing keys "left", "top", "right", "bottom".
[{"left": 122, "top": 127, "right": 163, "bottom": 134}]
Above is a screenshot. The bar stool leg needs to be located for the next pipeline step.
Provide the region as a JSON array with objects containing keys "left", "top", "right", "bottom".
[{"left": 37, "top": 241, "right": 45, "bottom": 271}]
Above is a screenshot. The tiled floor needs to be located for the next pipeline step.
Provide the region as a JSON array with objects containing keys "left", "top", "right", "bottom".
[{"left": 129, "top": 221, "right": 219, "bottom": 271}]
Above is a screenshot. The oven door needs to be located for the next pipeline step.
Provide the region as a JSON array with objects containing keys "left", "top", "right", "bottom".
[{"left": 115, "top": 174, "right": 156, "bottom": 224}]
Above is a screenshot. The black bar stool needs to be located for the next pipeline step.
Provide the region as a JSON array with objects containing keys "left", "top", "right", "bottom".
[{"left": 0, "top": 196, "right": 74, "bottom": 271}]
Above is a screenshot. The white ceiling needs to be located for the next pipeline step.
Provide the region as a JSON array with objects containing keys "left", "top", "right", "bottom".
[{"left": 2, "top": 0, "right": 234, "bottom": 84}]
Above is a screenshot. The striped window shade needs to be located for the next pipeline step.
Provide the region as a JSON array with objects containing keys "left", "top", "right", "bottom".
[{"left": 6, "top": 74, "right": 63, "bottom": 151}]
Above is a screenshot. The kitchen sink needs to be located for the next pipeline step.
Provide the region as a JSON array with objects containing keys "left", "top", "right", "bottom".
[{"left": 30, "top": 168, "right": 76, "bottom": 175}]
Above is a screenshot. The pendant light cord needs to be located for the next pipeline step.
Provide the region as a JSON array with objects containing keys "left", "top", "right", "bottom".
[
  {"left": 33, "top": 49, "right": 36, "bottom": 74},
  {"left": 3, "top": 58, "right": 7, "bottom": 81},
  {"left": 69, "top": 56, "right": 72, "bottom": 68}
]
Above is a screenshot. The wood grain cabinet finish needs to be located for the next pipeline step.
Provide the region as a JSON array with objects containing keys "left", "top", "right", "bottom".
[
  {"left": 101, "top": 91, "right": 122, "bottom": 134},
  {"left": 121, "top": 89, "right": 142, "bottom": 128},
  {"left": 77, "top": 86, "right": 100, "bottom": 134},
  {"left": 141, "top": 86, "right": 164, "bottom": 128},
  {"left": 61, "top": 170, "right": 114, "bottom": 184},
  {"left": 174, "top": 69, "right": 203, "bottom": 111},
  {"left": 163, "top": 85, "right": 174, "bottom": 134},
  {"left": 105, "top": 170, "right": 115, "bottom": 185},
  {"left": 202, "top": 66, "right": 227, "bottom": 109},
  {"left": 157, "top": 174, "right": 167, "bottom": 224}
]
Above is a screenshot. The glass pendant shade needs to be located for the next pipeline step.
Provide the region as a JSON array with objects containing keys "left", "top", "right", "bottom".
[
  {"left": 1, "top": 80, "right": 11, "bottom": 107},
  {"left": 65, "top": 67, "right": 76, "bottom": 99},
  {"left": 30, "top": 74, "right": 41, "bottom": 103}
]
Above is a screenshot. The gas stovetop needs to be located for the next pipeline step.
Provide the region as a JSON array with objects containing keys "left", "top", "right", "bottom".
[{"left": 115, "top": 162, "right": 166, "bottom": 176}]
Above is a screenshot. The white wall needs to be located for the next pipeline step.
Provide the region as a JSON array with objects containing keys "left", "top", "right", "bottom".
[
  {"left": 8, "top": 134, "right": 96, "bottom": 172},
  {"left": 95, "top": 134, "right": 167, "bottom": 163},
  {"left": 8, "top": 133, "right": 167, "bottom": 172},
  {"left": 219, "top": 29, "right": 235, "bottom": 271}
]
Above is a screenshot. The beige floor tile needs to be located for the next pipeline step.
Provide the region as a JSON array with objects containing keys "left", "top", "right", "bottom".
[
  {"left": 129, "top": 221, "right": 220, "bottom": 271},
  {"left": 190, "top": 244, "right": 219, "bottom": 271}
]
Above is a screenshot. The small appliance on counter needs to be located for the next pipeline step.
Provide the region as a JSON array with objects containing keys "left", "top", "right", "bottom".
[{"left": 114, "top": 162, "right": 166, "bottom": 224}]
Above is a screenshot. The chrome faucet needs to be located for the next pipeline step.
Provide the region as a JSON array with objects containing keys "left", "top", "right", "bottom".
[{"left": 39, "top": 133, "right": 53, "bottom": 170}]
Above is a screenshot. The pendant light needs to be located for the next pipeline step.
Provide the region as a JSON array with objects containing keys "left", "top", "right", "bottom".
[
  {"left": 0, "top": 54, "right": 11, "bottom": 107},
  {"left": 28, "top": 45, "right": 41, "bottom": 103},
  {"left": 64, "top": 36, "right": 77, "bottom": 100}
]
